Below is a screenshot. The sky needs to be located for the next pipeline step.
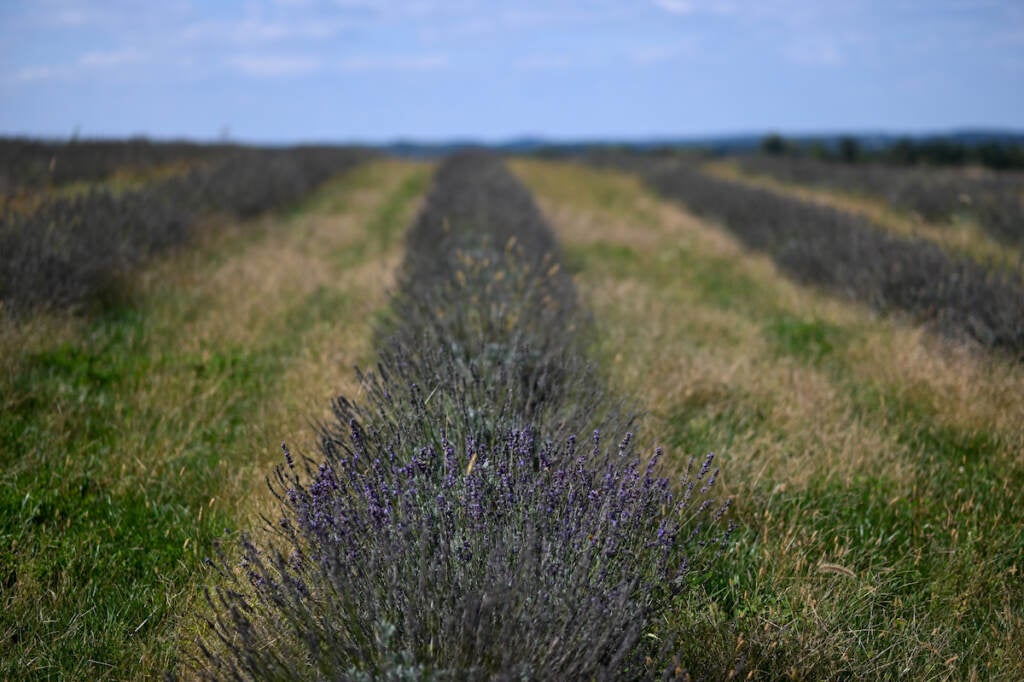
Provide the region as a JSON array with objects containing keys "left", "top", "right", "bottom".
[{"left": 1, "top": 0, "right": 1022, "bottom": 143}]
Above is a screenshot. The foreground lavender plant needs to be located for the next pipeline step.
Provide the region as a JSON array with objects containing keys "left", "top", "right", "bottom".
[
  {"left": 195, "top": 152, "right": 734, "bottom": 679},
  {"left": 199, "top": 426, "right": 732, "bottom": 679}
]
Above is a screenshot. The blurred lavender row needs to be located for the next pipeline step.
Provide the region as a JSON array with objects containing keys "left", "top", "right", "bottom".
[
  {"left": 0, "top": 146, "right": 374, "bottom": 314},
  {"left": 0, "top": 137, "right": 237, "bottom": 195},
  {"left": 198, "top": 151, "right": 731, "bottom": 679},
  {"left": 603, "top": 154, "right": 1024, "bottom": 359},
  {"left": 735, "top": 155, "right": 1024, "bottom": 248}
]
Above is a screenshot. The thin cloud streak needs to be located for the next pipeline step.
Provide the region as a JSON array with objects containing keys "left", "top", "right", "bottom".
[
  {"left": 11, "top": 47, "right": 147, "bottom": 82},
  {"left": 78, "top": 48, "right": 145, "bottom": 68},
  {"left": 337, "top": 53, "right": 450, "bottom": 72},
  {"left": 783, "top": 40, "right": 844, "bottom": 66},
  {"left": 627, "top": 42, "right": 695, "bottom": 65},
  {"left": 14, "top": 65, "right": 73, "bottom": 82},
  {"left": 652, "top": 0, "right": 695, "bottom": 14},
  {"left": 514, "top": 54, "right": 574, "bottom": 71},
  {"left": 651, "top": 0, "right": 740, "bottom": 17},
  {"left": 226, "top": 54, "right": 323, "bottom": 76},
  {"left": 182, "top": 18, "right": 346, "bottom": 44}
]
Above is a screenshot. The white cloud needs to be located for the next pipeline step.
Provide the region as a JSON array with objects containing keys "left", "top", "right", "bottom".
[
  {"left": 628, "top": 42, "right": 694, "bottom": 65},
  {"left": 652, "top": 0, "right": 739, "bottom": 16},
  {"left": 653, "top": 0, "right": 695, "bottom": 14},
  {"left": 10, "top": 47, "right": 146, "bottom": 83},
  {"left": 78, "top": 48, "right": 144, "bottom": 68},
  {"left": 416, "top": 6, "right": 626, "bottom": 44},
  {"left": 514, "top": 54, "right": 573, "bottom": 71},
  {"left": 332, "top": 0, "right": 389, "bottom": 8},
  {"left": 332, "top": 0, "right": 476, "bottom": 17},
  {"left": 20, "top": 1, "right": 193, "bottom": 30},
  {"left": 783, "top": 40, "right": 843, "bottom": 66},
  {"left": 14, "top": 65, "right": 73, "bottom": 82},
  {"left": 53, "top": 8, "right": 89, "bottom": 25},
  {"left": 337, "top": 53, "right": 449, "bottom": 71},
  {"left": 227, "top": 54, "right": 323, "bottom": 76},
  {"left": 183, "top": 18, "right": 343, "bottom": 44},
  {"left": 418, "top": 17, "right": 494, "bottom": 42}
]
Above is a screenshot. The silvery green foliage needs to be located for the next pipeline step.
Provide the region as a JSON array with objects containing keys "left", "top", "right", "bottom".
[{"left": 203, "top": 431, "right": 729, "bottom": 680}]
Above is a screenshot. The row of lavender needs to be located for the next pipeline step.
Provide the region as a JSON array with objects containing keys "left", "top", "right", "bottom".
[
  {"left": 197, "top": 151, "right": 732, "bottom": 679},
  {"left": 0, "top": 137, "right": 237, "bottom": 195},
  {"left": 735, "top": 155, "right": 1024, "bottom": 248},
  {"left": 605, "top": 155, "right": 1024, "bottom": 359},
  {"left": 0, "top": 146, "right": 374, "bottom": 313}
]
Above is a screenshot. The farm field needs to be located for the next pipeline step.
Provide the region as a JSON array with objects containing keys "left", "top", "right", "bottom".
[
  {"left": 703, "top": 159, "right": 1022, "bottom": 273},
  {"left": 512, "top": 158, "right": 1024, "bottom": 677},
  {"left": 2, "top": 148, "right": 1023, "bottom": 678},
  {"left": 724, "top": 155, "right": 1024, "bottom": 250},
  {"left": 2, "top": 157, "right": 430, "bottom": 677}
]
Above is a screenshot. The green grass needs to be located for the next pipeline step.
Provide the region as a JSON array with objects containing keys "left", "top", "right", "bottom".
[
  {"left": 0, "top": 161, "right": 430, "bottom": 678},
  {"left": 679, "top": 457, "right": 1024, "bottom": 678},
  {"left": 330, "top": 170, "right": 430, "bottom": 270},
  {"left": 1, "top": 307, "right": 232, "bottom": 677},
  {"left": 0, "top": 289, "right": 359, "bottom": 677},
  {"left": 365, "top": 169, "right": 431, "bottom": 248},
  {"left": 764, "top": 315, "right": 842, "bottom": 363}
]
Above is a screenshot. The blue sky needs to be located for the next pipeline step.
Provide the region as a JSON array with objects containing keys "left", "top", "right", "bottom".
[{"left": 1, "top": 0, "right": 1022, "bottom": 143}]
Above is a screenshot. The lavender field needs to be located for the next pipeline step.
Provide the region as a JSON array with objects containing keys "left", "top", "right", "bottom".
[{"left": 2, "top": 142, "right": 1023, "bottom": 679}]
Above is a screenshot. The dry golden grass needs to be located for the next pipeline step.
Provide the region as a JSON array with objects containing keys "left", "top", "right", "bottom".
[
  {"left": 137, "top": 159, "right": 428, "bottom": 516},
  {"left": 0, "top": 310, "right": 80, "bottom": 380},
  {"left": 511, "top": 157, "right": 1024, "bottom": 486},
  {"left": 705, "top": 159, "right": 1019, "bottom": 273},
  {"left": 593, "top": 278, "right": 906, "bottom": 489}
]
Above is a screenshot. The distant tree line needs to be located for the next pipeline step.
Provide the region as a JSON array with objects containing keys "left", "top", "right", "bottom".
[{"left": 759, "top": 133, "right": 1024, "bottom": 170}]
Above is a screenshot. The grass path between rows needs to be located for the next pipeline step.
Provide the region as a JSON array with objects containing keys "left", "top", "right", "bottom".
[
  {"left": 512, "top": 159, "right": 1024, "bottom": 678},
  {"left": 703, "top": 159, "right": 1020, "bottom": 273},
  {"left": 0, "top": 159, "right": 430, "bottom": 679}
]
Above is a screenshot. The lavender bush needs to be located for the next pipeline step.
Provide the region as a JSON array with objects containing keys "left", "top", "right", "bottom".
[
  {"left": 0, "top": 146, "right": 373, "bottom": 313},
  {"left": 736, "top": 155, "right": 1024, "bottom": 248},
  {"left": 0, "top": 137, "right": 234, "bottom": 194},
  {"left": 372, "top": 150, "right": 632, "bottom": 447},
  {"left": 201, "top": 429, "right": 731, "bottom": 680},
  {"left": 602, "top": 154, "right": 1024, "bottom": 358}
]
